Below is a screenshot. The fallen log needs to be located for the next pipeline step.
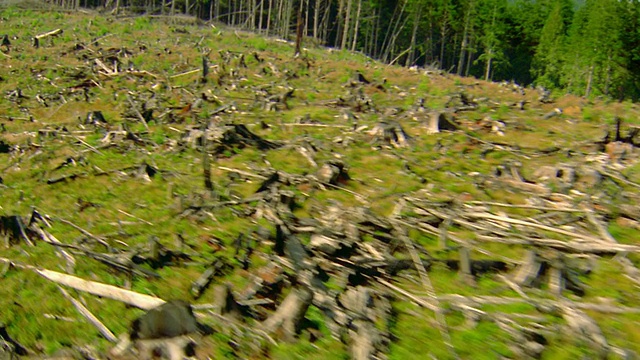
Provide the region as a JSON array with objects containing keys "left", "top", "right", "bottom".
[
  {"left": 466, "top": 212, "right": 600, "bottom": 242},
  {"left": 36, "top": 268, "right": 165, "bottom": 310},
  {"left": 475, "top": 234, "right": 640, "bottom": 254}
]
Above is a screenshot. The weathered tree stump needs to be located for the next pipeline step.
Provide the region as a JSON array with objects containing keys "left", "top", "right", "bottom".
[{"left": 262, "top": 287, "right": 313, "bottom": 341}]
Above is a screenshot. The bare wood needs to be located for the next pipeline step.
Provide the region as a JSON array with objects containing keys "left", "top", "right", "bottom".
[
  {"left": 170, "top": 68, "right": 200, "bottom": 78},
  {"left": 262, "top": 287, "right": 313, "bottom": 340},
  {"left": 466, "top": 212, "right": 599, "bottom": 242},
  {"left": 444, "top": 293, "right": 640, "bottom": 315},
  {"left": 602, "top": 171, "right": 640, "bottom": 189},
  {"left": 297, "top": 147, "right": 317, "bottom": 168},
  {"left": 95, "top": 58, "right": 115, "bottom": 75},
  {"left": 475, "top": 234, "right": 640, "bottom": 254},
  {"left": 117, "top": 209, "right": 154, "bottom": 226},
  {"left": 56, "top": 218, "right": 111, "bottom": 249},
  {"left": 579, "top": 205, "right": 640, "bottom": 285},
  {"left": 126, "top": 95, "right": 151, "bottom": 133},
  {"left": 43, "top": 314, "right": 75, "bottom": 322},
  {"left": 170, "top": 65, "right": 218, "bottom": 79},
  {"left": 57, "top": 286, "right": 118, "bottom": 342},
  {"left": 36, "top": 268, "right": 165, "bottom": 310},
  {"left": 548, "top": 266, "right": 564, "bottom": 296},
  {"left": 512, "top": 250, "right": 541, "bottom": 286},
  {"left": 217, "top": 166, "right": 268, "bottom": 180},
  {"left": 0, "top": 257, "right": 35, "bottom": 271},
  {"left": 375, "top": 278, "right": 437, "bottom": 311},
  {"left": 617, "top": 257, "right": 640, "bottom": 286},
  {"left": 496, "top": 275, "right": 530, "bottom": 300},
  {"left": 459, "top": 247, "right": 471, "bottom": 276},
  {"left": 33, "top": 227, "right": 76, "bottom": 273},
  {"left": 581, "top": 204, "right": 617, "bottom": 244},
  {"left": 465, "top": 201, "right": 582, "bottom": 213},
  {"left": 13, "top": 216, "right": 34, "bottom": 247},
  {"left": 492, "top": 178, "right": 548, "bottom": 194},
  {"left": 201, "top": 310, "right": 278, "bottom": 346},
  {"left": 35, "top": 28, "right": 63, "bottom": 40},
  {"left": 438, "top": 217, "right": 451, "bottom": 249},
  {"left": 320, "top": 181, "right": 368, "bottom": 202},
  {"left": 72, "top": 135, "right": 104, "bottom": 155},
  {"left": 126, "top": 70, "right": 158, "bottom": 79},
  {"left": 282, "top": 123, "right": 349, "bottom": 128},
  {"left": 562, "top": 303, "right": 609, "bottom": 352},
  {"left": 202, "top": 120, "right": 213, "bottom": 192}
]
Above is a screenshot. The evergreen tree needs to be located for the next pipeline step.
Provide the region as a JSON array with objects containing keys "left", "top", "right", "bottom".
[
  {"left": 532, "top": 1, "right": 566, "bottom": 88},
  {"left": 476, "top": 0, "right": 507, "bottom": 81},
  {"left": 564, "top": 0, "right": 625, "bottom": 97}
]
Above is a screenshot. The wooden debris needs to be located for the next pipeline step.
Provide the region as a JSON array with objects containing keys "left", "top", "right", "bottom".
[
  {"left": 191, "top": 260, "right": 226, "bottom": 299},
  {"left": 562, "top": 304, "right": 609, "bottom": 356},
  {"left": 211, "top": 284, "right": 250, "bottom": 319},
  {"left": 542, "top": 108, "right": 562, "bottom": 119},
  {"left": 58, "top": 286, "right": 118, "bottom": 343},
  {"left": 0, "top": 215, "right": 33, "bottom": 247},
  {"left": 36, "top": 268, "right": 165, "bottom": 310},
  {"left": 368, "top": 121, "right": 411, "bottom": 148},
  {"left": 262, "top": 287, "right": 313, "bottom": 341},
  {"left": 316, "top": 160, "right": 350, "bottom": 185},
  {"left": 426, "top": 111, "right": 458, "bottom": 134},
  {"left": 513, "top": 250, "right": 542, "bottom": 287},
  {"left": 33, "top": 28, "right": 63, "bottom": 48}
]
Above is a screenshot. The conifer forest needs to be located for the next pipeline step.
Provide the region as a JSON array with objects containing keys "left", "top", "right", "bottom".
[{"left": 45, "top": 0, "right": 640, "bottom": 101}]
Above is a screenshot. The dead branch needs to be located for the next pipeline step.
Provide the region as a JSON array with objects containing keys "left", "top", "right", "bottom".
[
  {"left": 116, "top": 209, "right": 154, "bottom": 226},
  {"left": 126, "top": 95, "right": 151, "bottom": 133},
  {"left": 465, "top": 212, "right": 600, "bottom": 242},
  {"left": 393, "top": 223, "right": 457, "bottom": 358},
  {"left": 55, "top": 218, "right": 111, "bottom": 249},
  {"left": 57, "top": 286, "right": 118, "bottom": 342}
]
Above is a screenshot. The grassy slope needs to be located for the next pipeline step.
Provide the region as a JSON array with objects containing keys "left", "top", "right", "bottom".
[{"left": 1, "top": 8, "right": 640, "bottom": 359}]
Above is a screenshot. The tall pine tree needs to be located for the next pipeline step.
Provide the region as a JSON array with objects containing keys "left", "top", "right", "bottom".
[{"left": 532, "top": 1, "right": 566, "bottom": 88}]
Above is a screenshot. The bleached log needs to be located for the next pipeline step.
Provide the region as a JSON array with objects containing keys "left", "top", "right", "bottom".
[
  {"left": 476, "top": 234, "right": 640, "bottom": 254},
  {"left": 466, "top": 212, "right": 600, "bottom": 242},
  {"left": 33, "top": 28, "right": 62, "bottom": 48},
  {"left": 36, "top": 268, "right": 165, "bottom": 310}
]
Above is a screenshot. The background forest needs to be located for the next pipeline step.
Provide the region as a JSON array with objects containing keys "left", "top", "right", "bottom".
[{"left": 40, "top": 0, "right": 640, "bottom": 101}]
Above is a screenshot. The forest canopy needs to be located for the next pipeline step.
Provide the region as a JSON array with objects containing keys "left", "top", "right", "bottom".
[{"left": 31, "top": 0, "right": 640, "bottom": 100}]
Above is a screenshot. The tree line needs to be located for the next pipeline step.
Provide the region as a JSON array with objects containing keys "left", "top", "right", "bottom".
[{"left": 46, "top": 0, "right": 640, "bottom": 100}]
